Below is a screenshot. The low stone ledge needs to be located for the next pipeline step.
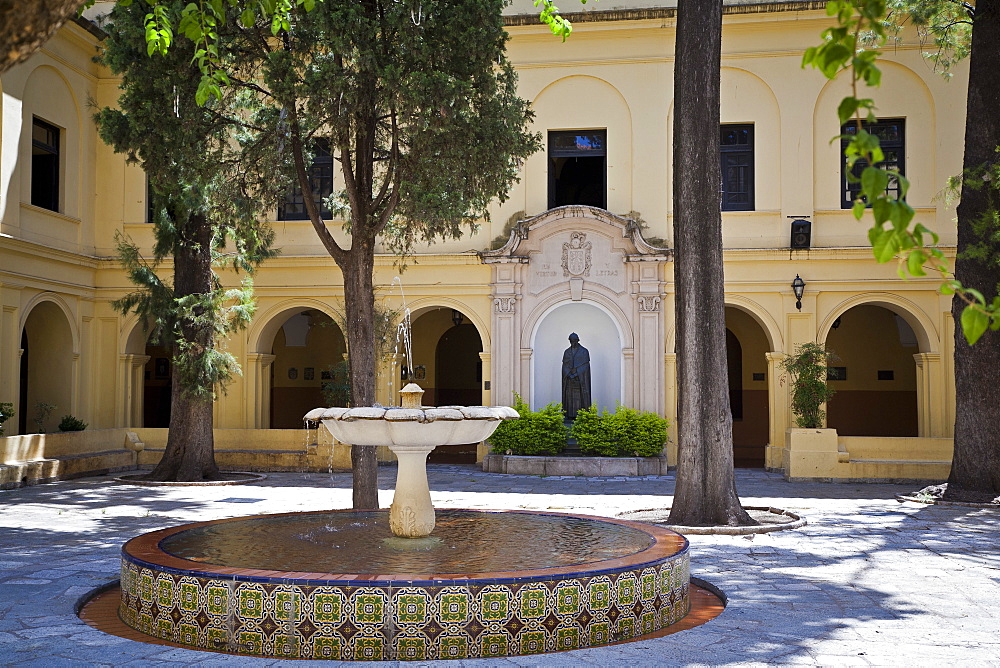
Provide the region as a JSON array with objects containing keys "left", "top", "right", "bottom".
[
  {"left": 481, "top": 453, "right": 669, "bottom": 476},
  {"left": 0, "top": 449, "right": 137, "bottom": 489}
]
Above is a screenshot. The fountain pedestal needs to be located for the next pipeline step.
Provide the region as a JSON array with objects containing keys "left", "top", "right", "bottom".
[{"left": 387, "top": 443, "right": 436, "bottom": 537}]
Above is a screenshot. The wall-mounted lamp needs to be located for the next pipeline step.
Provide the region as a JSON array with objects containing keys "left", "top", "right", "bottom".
[
  {"left": 791, "top": 275, "right": 806, "bottom": 311},
  {"left": 451, "top": 309, "right": 464, "bottom": 327}
]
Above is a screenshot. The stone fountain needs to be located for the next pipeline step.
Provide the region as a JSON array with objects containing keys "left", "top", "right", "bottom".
[
  {"left": 304, "top": 382, "right": 517, "bottom": 538},
  {"left": 115, "top": 383, "right": 692, "bottom": 660}
]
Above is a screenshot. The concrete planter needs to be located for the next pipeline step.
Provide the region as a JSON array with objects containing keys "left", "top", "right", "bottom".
[{"left": 482, "top": 453, "right": 669, "bottom": 476}]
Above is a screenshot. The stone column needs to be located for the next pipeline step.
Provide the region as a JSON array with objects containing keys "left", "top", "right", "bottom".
[
  {"left": 70, "top": 352, "right": 81, "bottom": 417},
  {"left": 492, "top": 295, "right": 518, "bottom": 406},
  {"left": 2, "top": 303, "right": 20, "bottom": 434},
  {"left": 913, "top": 352, "right": 946, "bottom": 437},
  {"left": 635, "top": 294, "right": 662, "bottom": 414},
  {"left": 765, "top": 352, "right": 787, "bottom": 471},
  {"left": 519, "top": 347, "right": 532, "bottom": 405},
  {"left": 118, "top": 354, "right": 149, "bottom": 427},
  {"left": 479, "top": 352, "right": 492, "bottom": 406},
  {"left": 246, "top": 353, "right": 275, "bottom": 428}
]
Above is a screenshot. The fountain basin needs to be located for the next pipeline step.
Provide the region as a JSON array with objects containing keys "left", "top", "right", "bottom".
[
  {"left": 119, "top": 509, "right": 690, "bottom": 660},
  {"left": 304, "top": 404, "right": 519, "bottom": 448}
]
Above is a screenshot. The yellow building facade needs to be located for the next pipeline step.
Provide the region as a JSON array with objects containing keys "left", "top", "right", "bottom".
[{"left": 0, "top": 1, "right": 966, "bottom": 482}]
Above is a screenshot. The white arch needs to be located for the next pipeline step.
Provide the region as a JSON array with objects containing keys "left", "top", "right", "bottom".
[
  {"left": 818, "top": 292, "right": 937, "bottom": 353},
  {"left": 524, "top": 289, "right": 632, "bottom": 350}
]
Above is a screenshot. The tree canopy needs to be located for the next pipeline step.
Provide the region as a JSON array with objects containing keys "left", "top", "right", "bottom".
[{"left": 96, "top": 1, "right": 278, "bottom": 480}]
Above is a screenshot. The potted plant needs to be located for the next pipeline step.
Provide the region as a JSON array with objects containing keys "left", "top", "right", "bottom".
[
  {"left": 780, "top": 342, "right": 836, "bottom": 428},
  {"left": 780, "top": 342, "right": 839, "bottom": 478}
]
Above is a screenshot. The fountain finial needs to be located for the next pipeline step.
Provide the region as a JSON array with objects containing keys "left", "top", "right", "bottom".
[{"left": 399, "top": 382, "right": 425, "bottom": 409}]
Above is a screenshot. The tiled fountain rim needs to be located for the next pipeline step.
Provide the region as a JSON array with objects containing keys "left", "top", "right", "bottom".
[{"left": 122, "top": 508, "right": 688, "bottom": 587}]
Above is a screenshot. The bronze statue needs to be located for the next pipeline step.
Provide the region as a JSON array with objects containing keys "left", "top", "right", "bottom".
[{"left": 561, "top": 333, "right": 592, "bottom": 420}]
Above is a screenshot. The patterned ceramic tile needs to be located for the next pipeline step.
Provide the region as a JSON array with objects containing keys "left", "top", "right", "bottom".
[{"left": 119, "top": 514, "right": 690, "bottom": 660}]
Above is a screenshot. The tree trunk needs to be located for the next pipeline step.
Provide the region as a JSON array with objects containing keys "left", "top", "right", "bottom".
[
  {"left": 0, "top": 0, "right": 84, "bottom": 75},
  {"left": 947, "top": 5, "right": 1000, "bottom": 500},
  {"left": 667, "top": 0, "right": 754, "bottom": 526},
  {"left": 146, "top": 212, "right": 219, "bottom": 482},
  {"left": 340, "top": 237, "right": 380, "bottom": 509}
]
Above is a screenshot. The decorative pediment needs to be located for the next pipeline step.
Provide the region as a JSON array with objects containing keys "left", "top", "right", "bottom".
[{"left": 479, "top": 206, "right": 672, "bottom": 264}]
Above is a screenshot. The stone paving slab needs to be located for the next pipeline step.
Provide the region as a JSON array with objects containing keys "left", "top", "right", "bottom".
[{"left": 1, "top": 465, "right": 999, "bottom": 665}]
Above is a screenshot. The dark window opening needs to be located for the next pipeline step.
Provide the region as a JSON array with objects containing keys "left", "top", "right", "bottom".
[
  {"left": 721, "top": 124, "right": 754, "bottom": 211},
  {"left": 548, "top": 130, "right": 606, "bottom": 209},
  {"left": 146, "top": 177, "right": 155, "bottom": 224},
  {"left": 877, "top": 370, "right": 895, "bottom": 381},
  {"left": 842, "top": 118, "right": 904, "bottom": 209},
  {"left": 279, "top": 139, "right": 333, "bottom": 220},
  {"left": 31, "top": 118, "right": 60, "bottom": 212}
]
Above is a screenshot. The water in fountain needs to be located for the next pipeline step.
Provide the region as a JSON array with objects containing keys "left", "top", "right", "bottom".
[
  {"left": 390, "top": 276, "right": 413, "bottom": 402},
  {"left": 159, "top": 509, "right": 654, "bottom": 573}
]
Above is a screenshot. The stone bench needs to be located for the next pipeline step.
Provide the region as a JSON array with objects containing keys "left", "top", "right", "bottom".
[{"left": 0, "top": 429, "right": 140, "bottom": 489}]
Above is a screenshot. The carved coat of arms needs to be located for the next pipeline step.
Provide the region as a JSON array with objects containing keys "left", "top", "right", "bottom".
[{"left": 561, "top": 232, "right": 592, "bottom": 277}]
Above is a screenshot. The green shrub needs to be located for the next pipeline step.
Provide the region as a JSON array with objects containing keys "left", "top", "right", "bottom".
[
  {"left": 571, "top": 405, "right": 617, "bottom": 456},
  {"left": 571, "top": 403, "right": 669, "bottom": 457},
  {"left": 0, "top": 402, "right": 13, "bottom": 437},
  {"left": 780, "top": 342, "right": 836, "bottom": 428},
  {"left": 58, "top": 414, "right": 88, "bottom": 432},
  {"left": 488, "top": 394, "right": 566, "bottom": 455}
]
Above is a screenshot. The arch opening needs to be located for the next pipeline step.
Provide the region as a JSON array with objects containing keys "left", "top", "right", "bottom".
[
  {"left": 144, "top": 329, "right": 172, "bottom": 428},
  {"left": 19, "top": 301, "right": 73, "bottom": 434},
  {"left": 725, "top": 307, "right": 770, "bottom": 468},
  {"left": 825, "top": 304, "right": 918, "bottom": 437},
  {"left": 268, "top": 310, "right": 347, "bottom": 428},
  {"left": 410, "top": 308, "right": 483, "bottom": 463}
]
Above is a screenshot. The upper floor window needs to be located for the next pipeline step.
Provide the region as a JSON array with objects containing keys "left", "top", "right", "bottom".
[
  {"left": 279, "top": 139, "right": 333, "bottom": 221},
  {"left": 31, "top": 117, "right": 60, "bottom": 212},
  {"left": 720, "top": 124, "right": 754, "bottom": 211},
  {"left": 548, "top": 130, "right": 606, "bottom": 210},
  {"left": 841, "top": 118, "right": 904, "bottom": 209}
]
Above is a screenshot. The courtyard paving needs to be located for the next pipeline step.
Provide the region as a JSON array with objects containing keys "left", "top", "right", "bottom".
[{"left": 0, "top": 465, "right": 998, "bottom": 666}]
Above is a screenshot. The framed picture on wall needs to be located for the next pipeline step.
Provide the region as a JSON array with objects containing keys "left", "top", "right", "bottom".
[
  {"left": 414, "top": 365, "right": 426, "bottom": 381},
  {"left": 155, "top": 358, "right": 169, "bottom": 378},
  {"left": 304, "top": 367, "right": 315, "bottom": 381}
]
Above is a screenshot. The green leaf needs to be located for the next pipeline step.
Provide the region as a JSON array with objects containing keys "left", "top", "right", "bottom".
[
  {"left": 961, "top": 305, "right": 989, "bottom": 345},
  {"left": 906, "top": 249, "right": 926, "bottom": 277},
  {"left": 872, "top": 196, "right": 891, "bottom": 225},
  {"left": 861, "top": 166, "right": 889, "bottom": 201},
  {"left": 240, "top": 8, "right": 256, "bottom": 27},
  {"left": 853, "top": 199, "right": 866, "bottom": 220},
  {"left": 837, "top": 97, "right": 860, "bottom": 124},
  {"left": 872, "top": 228, "right": 897, "bottom": 263}
]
